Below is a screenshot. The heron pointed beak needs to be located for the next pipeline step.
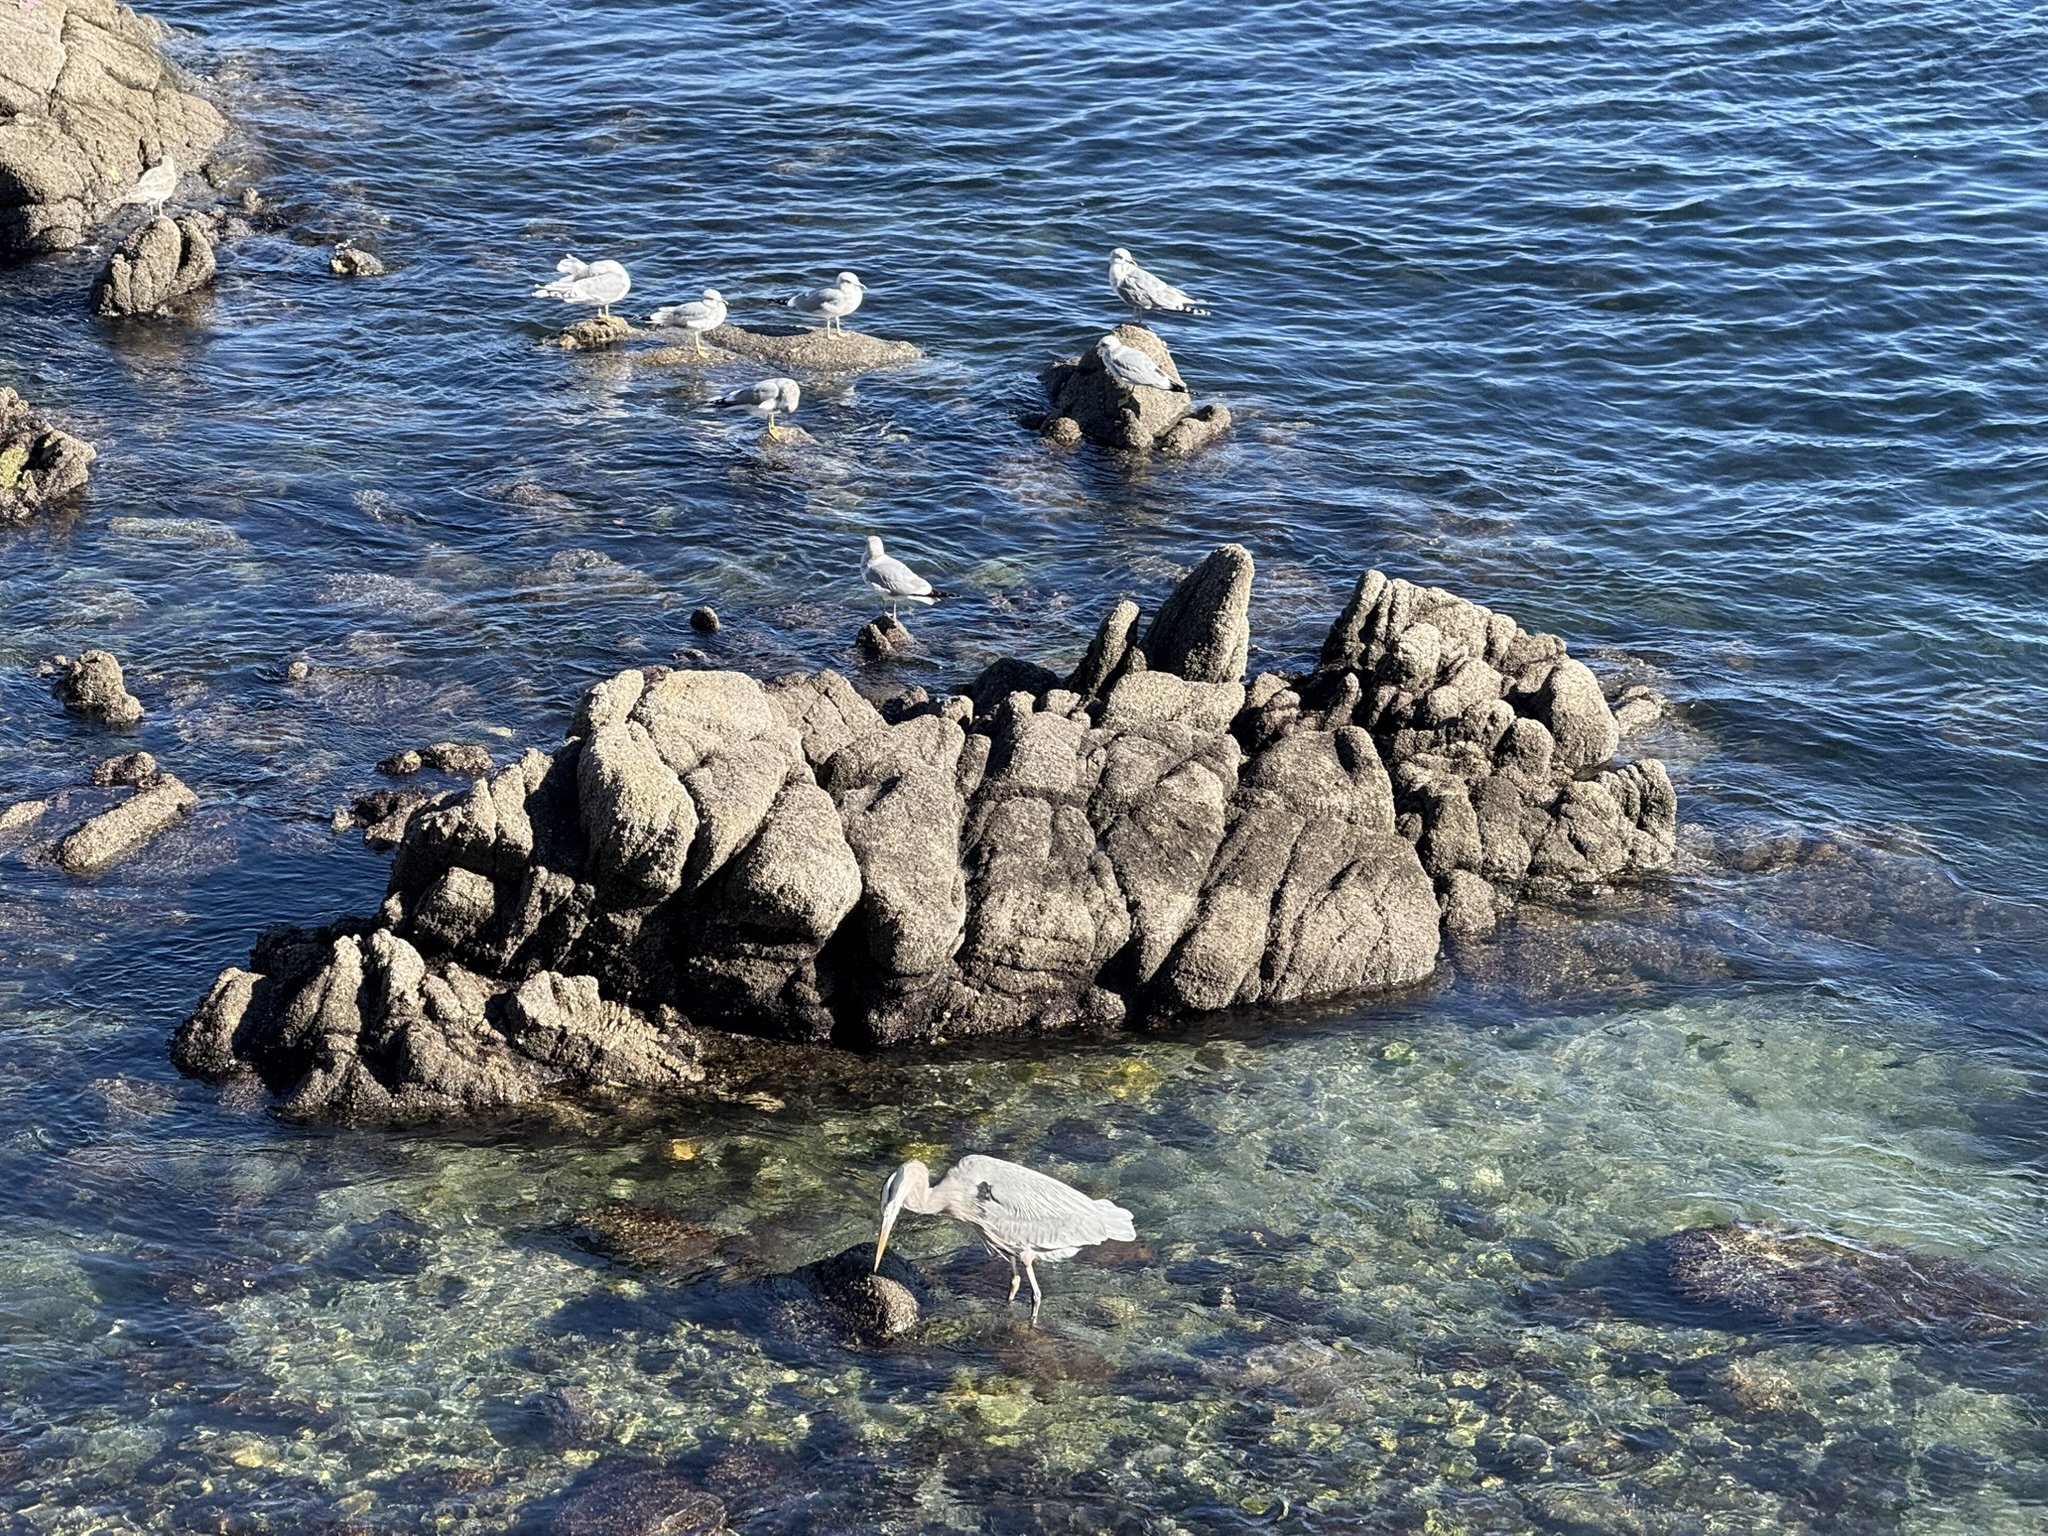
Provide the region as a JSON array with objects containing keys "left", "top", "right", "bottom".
[{"left": 873, "top": 1200, "right": 902, "bottom": 1272}]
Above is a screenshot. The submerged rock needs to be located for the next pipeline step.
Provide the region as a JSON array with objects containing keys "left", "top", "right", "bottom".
[
  {"left": 701, "top": 323, "right": 921, "bottom": 370},
  {"left": 0, "top": 389, "right": 97, "bottom": 523},
  {"left": 1650, "top": 1222, "right": 2041, "bottom": 1341},
  {"left": 550, "top": 1464, "right": 725, "bottom": 1536},
  {"left": 572, "top": 1202, "right": 725, "bottom": 1279},
  {"left": 51, "top": 649, "right": 143, "bottom": 725},
  {"left": 328, "top": 239, "right": 384, "bottom": 277},
  {"left": 377, "top": 741, "right": 496, "bottom": 779},
  {"left": 0, "top": 0, "right": 229, "bottom": 259},
  {"left": 176, "top": 544, "right": 1675, "bottom": 1121},
  {"left": 92, "top": 211, "right": 219, "bottom": 316},
  {"left": 554, "top": 314, "right": 633, "bottom": 349},
  {"left": 1040, "top": 324, "right": 1229, "bottom": 454}
]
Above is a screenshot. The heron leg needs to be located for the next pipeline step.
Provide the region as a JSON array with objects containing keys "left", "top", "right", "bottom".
[
  {"left": 1024, "top": 1255, "right": 1043, "bottom": 1324},
  {"left": 1006, "top": 1257, "right": 1021, "bottom": 1305}
]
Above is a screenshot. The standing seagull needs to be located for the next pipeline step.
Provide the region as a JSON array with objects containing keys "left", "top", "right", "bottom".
[
  {"left": 1108, "top": 246, "right": 1210, "bottom": 321},
  {"left": 789, "top": 271, "right": 864, "bottom": 332},
  {"left": 533, "top": 256, "right": 632, "bottom": 319},
  {"left": 716, "top": 377, "right": 801, "bottom": 438},
  {"left": 873, "top": 1154, "right": 1135, "bottom": 1323},
  {"left": 860, "top": 535, "right": 935, "bottom": 619},
  {"left": 1096, "top": 333, "right": 1188, "bottom": 394},
  {"left": 648, "top": 287, "right": 728, "bottom": 354},
  {"left": 123, "top": 153, "right": 177, "bottom": 218}
]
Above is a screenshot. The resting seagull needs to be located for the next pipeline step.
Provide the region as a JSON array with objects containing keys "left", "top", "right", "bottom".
[
  {"left": 533, "top": 255, "right": 631, "bottom": 319},
  {"left": 716, "top": 377, "right": 800, "bottom": 438},
  {"left": 789, "top": 271, "right": 864, "bottom": 332},
  {"left": 1096, "top": 333, "right": 1187, "bottom": 394},
  {"left": 649, "top": 287, "right": 727, "bottom": 355},
  {"left": 1108, "top": 246, "right": 1210, "bottom": 321},
  {"left": 861, "top": 536, "right": 935, "bottom": 619},
  {"left": 123, "top": 154, "right": 177, "bottom": 218}
]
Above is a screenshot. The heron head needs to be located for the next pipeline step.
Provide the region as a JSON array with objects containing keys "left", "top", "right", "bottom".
[{"left": 874, "top": 1158, "right": 929, "bottom": 1271}]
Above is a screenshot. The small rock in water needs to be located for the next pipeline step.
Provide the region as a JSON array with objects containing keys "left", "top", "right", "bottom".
[
  {"left": 855, "top": 614, "right": 912, "bottom": 660},
  {"left": 790, "top": 1243, "right": 925, "bottom": 1344},
  {"left": 0, "top": 388, "right": 97, "bottom": 524},
  {"left": 329, "top": 239, "right": 385, "bottom": 277},
  {"left": 377, "top": 741, "right": 495, "bottom": 778},
  {"left": 54, "top": 774, "right": 198, "bottom": 876},
  {"left": 554, "top": 314, "right": 634, "bottom": 350},
  {"left": 93, "top": 213, "right": 219, "bottom": 317},
  {"left": 689, "top": 605, "right": 719, "bottom": 634},
  {"left": 51, "top": 649, "right": 143, "bottom": 725},
  {"left": 285, "top": 658, "right": 311, "bottom": 683},
  {"left": 572, "top": 1202, "right": 725, "bottom": 1279},
  {"left": 523, "top": 1385, "right": 612, "bottom": 1450},
  {"left": 1612, "top": 683, "right": 1668, "bottom": 736},
  {"left": 0, "top": 800, "right": 49, "bottom": 836},
  {"left": 1041, "top": 414, "right": 1083, "bottom": 448},
  {"left": 551, "top": 1465, "right": 724, "bottom": 1536},
  {"left": 91, "top": 751, "right": 159, "bottom": 788}
]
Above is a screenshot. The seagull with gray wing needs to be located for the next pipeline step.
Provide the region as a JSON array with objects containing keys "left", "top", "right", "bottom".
[
  {"left": 649, "top": 287, "right": 727, "bottom": 354},
  {"left": 123, "top": 153, "right": 177, "bottom": 218},
  {"left": 789, "top": 270, "right": 864, "bottom": 332},
  {"left": 533, "top": 255, "right": 631, "bottom": 319},
  {"left": 874, "top": 1153, "right": 1135, "bottom": 1322},
  {"left": 1096, "top": 333, "right": 1187, "bottom": 394},
  {"left": 1108, "top": 246, "right": 1210, "bottom": 321},
  {"left": 860, "top": 535, "right": 935, "bottom": 618},
  {"left": 716, "top": 377, "right": 801, "bottom": 438}
]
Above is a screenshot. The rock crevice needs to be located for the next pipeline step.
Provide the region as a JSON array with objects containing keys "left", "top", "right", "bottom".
[{"left": 176, "top": 545, "right": 1676, "bottom": 1122}]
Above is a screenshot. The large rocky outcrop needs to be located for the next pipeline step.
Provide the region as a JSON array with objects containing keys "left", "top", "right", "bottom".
[
  {"left": 91, "top": 208, "right": 215, "bottom": 314},
  {"left": 0, "top": 0, "right": 227, "bottom": 258},
  {"left": 175, "top": 544, "right": 1675, "bottom": 1122},
  {"left": 0, "top": 387, "right": 95, "bottom": 522},
  {"left": 1040, "top": 324, "right": 1231, "bottom": 456}
]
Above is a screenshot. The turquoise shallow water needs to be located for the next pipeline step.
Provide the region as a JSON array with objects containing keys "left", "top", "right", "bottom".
[{"left": 2, "top": 0, "right": 2046, "bottom": 1528}]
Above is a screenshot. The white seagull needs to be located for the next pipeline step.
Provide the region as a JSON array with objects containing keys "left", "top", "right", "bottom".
[
  {"left": 1096, "top": 333, "right": 1187, "bottom": 394},
  {"left": 123, "top": 154, "right": 177, "bottom": 218},
  {"left": 861, "top": 535, "right": 935, "bottom": 619},
  {"left": 1108, "top": 246, "right": 1210, "bottom": 321},
  {"left": 648, "top": 287, "right": 727, "bottom": 355},
  {"left": 716, "top": 377, "right": 801, "bottom": 438},
  {"left": 533, "top": 255, "right": 632, "bottom": 319},
  {"left": 789, "top": 271, "right": 864, "bottom": 332}
]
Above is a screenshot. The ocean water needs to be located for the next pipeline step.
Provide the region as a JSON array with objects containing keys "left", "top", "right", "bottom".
[{"left": 2, "top": 0, "right": 2045, "bottom": 1529}]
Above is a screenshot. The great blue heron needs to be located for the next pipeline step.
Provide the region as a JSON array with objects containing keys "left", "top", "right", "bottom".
[
  {"left": 1095, "top": 333, "right": 1188, "bottom": 395},
  {"left": 648, "top": 287, "right": 728, "bottom": 355},
  {"left": 873, "top": 1154, "right": 1136, "bottom": 1322},
  {"left": 789, "top": 271, "right": 864, "bottom": 332},
  {"left": 533, "top": 255, "right": 632, "bottom": 319},
  {"left": 1108, "top": 247, "right": 1210, "bottom": 322},
  {"left": 860, "top": 535, "right": 935, "bottom": 619},
  {"left": 123, "top": 154, "right": 177, "bottom": 218},
  {"left": 716, "top": 377, "right": 801, "bottom": 438}
]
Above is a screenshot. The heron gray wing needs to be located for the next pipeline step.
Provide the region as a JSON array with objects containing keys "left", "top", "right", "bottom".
[{"left": 945, "top": 1155, "right": 1134, "bottom": 1257}]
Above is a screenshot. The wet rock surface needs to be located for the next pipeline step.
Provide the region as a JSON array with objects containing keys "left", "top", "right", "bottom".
[
  {"left": 549, "top": 1464, "right": 725, "bottom": 1536},
  {"left": 92, "top": 209, "right": 217, "bottom": 315},
  {"left": 176, "top": 543, "right": 1674, "bottom": 1121},
  {"left": 0, "top": 0, "right": 228, "bottom": 258},
  {"left": 328, "top": 238, "right": 384, "bottom": 276},
  {"left": 50, "top": 648, "right": 142, "bottom": 724},
  {"left": 0, "top": 388, "right": 96, "bottom": 523},
  {"left": 53, "top": 771, "right": 196, "bottom": 875},
  {"left": 1040, "top": 324, "right": 1229, "bottom": 454},
  {"left": 553, "top": 314, "right": 633, "bottom": 349},
  {"left": 785, "top": 1243, "right": 925, "bottom": 1345},
  {"left": 699, "top": 323, "right": 921, "bottom": 370},
  {"left": 378, "top": 741, "right": 497, "bottom": 779}
]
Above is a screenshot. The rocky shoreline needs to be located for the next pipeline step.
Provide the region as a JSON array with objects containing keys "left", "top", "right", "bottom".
[{"left": 174, "top": 544, "right": 1675, "bottom": 1123}]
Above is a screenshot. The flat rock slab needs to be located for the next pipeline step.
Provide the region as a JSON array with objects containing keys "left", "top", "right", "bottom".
[
  {"left": 55, "top": 773, "right": 197, "bottom": 875},
  {"left": 639, "top": 342, "right": 750, "bottom": 368},
  {"left": 702, "top": 324, "right": 922, "bottom": 370}
]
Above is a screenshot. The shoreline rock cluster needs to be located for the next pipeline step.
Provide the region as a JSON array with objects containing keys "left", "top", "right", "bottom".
[
  {"left": 174, "top": 545, "right": 1675, "bottom": 1123},
  {"left": 0, "top": 387, "right": 95, "bottom": 522},
  {"left": 0, "top": 0, "right": 226, "bottom": 258}
]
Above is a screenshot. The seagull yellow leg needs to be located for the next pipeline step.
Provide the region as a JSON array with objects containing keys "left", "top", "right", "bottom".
[
  {"left": 766, "top": 414, "right": 782, "bottom": 441},
  {"left": 693, "top": 333, "right": 705, "bottom": 357}
]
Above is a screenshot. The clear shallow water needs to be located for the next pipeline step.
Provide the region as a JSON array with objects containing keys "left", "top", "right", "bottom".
[{"left": 2, "top": 0, "right": 2046, "bottom": 1528}]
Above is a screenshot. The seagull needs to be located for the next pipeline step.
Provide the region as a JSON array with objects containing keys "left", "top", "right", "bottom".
[
  {"left": 874, "top": 1154, "right": 1136, "bottom": 1323},
  {"left": 533, "top": 256, "right": 631, "bottom": 319},
  {"left": 1108, "top": 246, "right": 1210, "bottom": 321},
  {"left": 860, "top": 535, "right": 935, "bottom": 619},
  {"left": 789, "top": 271, "right": 864, "bottom": 332},
  {"left": 716, "top": 377, "right": 801, "bottom": 438},
  {"left": 648, "top": 287, "right": 727, "bottom": 355},
  {"left": 122, "top": 154, "right": 177, "bottom": 218},
  {"left": 1096, "top": 333, "right": 1187, "bottom": 394}
]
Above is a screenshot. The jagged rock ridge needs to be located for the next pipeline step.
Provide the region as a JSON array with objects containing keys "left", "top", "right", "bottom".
[{"left": 175, "top": 545, "right": 1676, "bottom": 1122}]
